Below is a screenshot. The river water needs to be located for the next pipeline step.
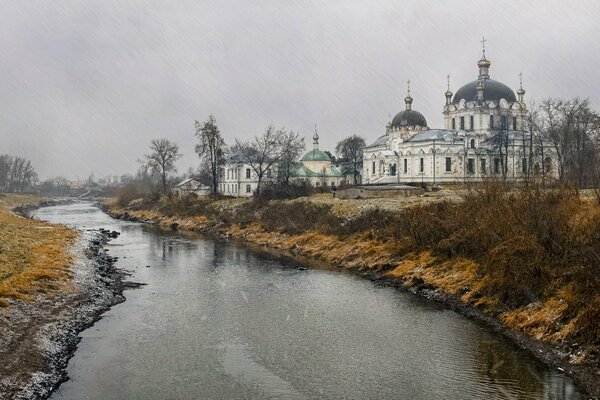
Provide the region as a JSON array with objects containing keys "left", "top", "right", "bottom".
[{"left": 33, "top": 202, "right": 582, "bottom": 399}]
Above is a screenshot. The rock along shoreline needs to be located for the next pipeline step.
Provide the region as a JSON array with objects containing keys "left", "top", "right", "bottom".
[{"left": 0, "top": 204, "right": 132, "bottom": 400}]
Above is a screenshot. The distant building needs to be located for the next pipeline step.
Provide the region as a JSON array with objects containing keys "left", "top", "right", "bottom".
[
  {"left": 292, "top": 129, "right": 344, "bottom": 189},
  {"left": 219, "top": 129, "right": 344, "bottom": 197},
  {"left": 363, "top": 41, "right": 557, "bottom": 185},
  {"left": 219, "top": 153, "right": 276, "bottom": 197},
  {"left": 172, "top": 177, "right": 211, "bottom": 197}
]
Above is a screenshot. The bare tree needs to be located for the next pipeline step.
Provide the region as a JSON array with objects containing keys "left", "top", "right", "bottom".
[
  {"left": 0, "top": 154, "right": 37, "bottom": 193},
  {"left": 335, "top": 135, "right": 365, "bottom": 185},
  {"left": 277, "top": 130, "right": 305, "bottom": 186},
  {"left": 139, "top": 138, "right": 182, "bottom": 195},
  {"left": 195, "top": 115, "right": 226, "bottom": 194},
  {"left": 540, "top": 98, "right": 600, "bottom": 187},
  {"left": 234, "top": 125, "right": 288, "bottom": 197}
]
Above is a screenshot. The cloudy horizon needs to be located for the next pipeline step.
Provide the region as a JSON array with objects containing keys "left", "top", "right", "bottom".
[{"left": 1, "top": 0, "right": 599, "bottom": 181}]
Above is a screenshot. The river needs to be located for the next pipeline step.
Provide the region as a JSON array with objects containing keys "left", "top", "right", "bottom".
[{"left": 32, "top": 202, "right": 582, "bottom": 399}]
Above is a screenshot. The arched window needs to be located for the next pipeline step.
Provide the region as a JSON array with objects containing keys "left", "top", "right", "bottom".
[
  {"left": 378, "top": 160, "right": 385, "bottom": 175},
  {"left": 490, "top": 115, "right": 494, "bottom": 129},
  {"left": 470, "top": 115, "right": 474, "bottom": 130},
  {"left": 452, "top": 118, "right": 456, "bottom": 129},
  {"left": 460, "top": 116, "right": 465, "bottom": 130},
  {"left": 390, "top": 164, "right": 397, "bottom": 176},
  {"left": 501, "top": 115, "right": 507, "bottom": 130},
  {"left": 470, "top": 139, "right": 475, "bottom": 149},
  {"left": 513, "top": 116, "right": 517, "bottom": 130}
]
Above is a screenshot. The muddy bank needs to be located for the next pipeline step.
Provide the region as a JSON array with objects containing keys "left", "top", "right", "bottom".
[
  {"left": 101, "top": 201, "right": 599, "bottom": 397},
  {"left": 0, "top": 226, "right": 130, "bottom": 400}
]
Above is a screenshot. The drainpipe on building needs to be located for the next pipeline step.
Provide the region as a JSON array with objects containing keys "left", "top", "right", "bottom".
[{"left": 432, "top": 139, "right": 436, "bottom": 185}]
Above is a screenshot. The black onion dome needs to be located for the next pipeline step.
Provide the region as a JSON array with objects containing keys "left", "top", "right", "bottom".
[
  {"left": 391, "top": 110, "right": 427, "bottom": 128},
  {"left": 452, "top": 79, "right": 516, "bottom": 104}
]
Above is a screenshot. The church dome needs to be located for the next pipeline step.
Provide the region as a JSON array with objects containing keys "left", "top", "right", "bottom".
[
  {"left": 452, "top": 79, "right": 516, "bottom": 104},
  {"left": 391, "top": 109, "right": 428, "bottom": 128},
  {"left": 301, "top": 148, "right": 331, "bottom": 162}
]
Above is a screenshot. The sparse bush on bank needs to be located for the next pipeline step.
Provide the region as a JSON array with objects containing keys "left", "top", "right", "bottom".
[
  {"left": 254, "top": 181, "right": 313, "bottom": 201},
  {"left": 108, "top": 181, "right": 600, "bottom": 348}
]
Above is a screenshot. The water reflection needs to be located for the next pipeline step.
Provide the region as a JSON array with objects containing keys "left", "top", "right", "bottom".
[{"left": 33, "top": 202, "right": 584, "bottom": 400}]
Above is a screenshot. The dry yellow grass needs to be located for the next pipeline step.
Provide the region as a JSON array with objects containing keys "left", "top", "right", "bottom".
[{"left": 0, "top": 194, "right": 78, "bottom": 307}]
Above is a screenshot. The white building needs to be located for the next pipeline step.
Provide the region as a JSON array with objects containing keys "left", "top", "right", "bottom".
[
  {"left": 219, "top": 129, "right": 344, "bottom": 197},
  {"left": 218, "top": 153, "right": 276, "bottom": 197},
  {"left": 363, "top": 44, "right": 557, "bottom": 185},
  {"left": 172, "top": 177, "right": 211, "bottom": 197}
]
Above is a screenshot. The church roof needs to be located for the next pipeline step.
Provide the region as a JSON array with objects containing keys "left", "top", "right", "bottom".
[
  {"left": 300, "top": 148, "right": 331, "bottom": 162},
  {"left": 291, "top": 164, "right": 344, "bottom": 178},
  {"left": 405, "top": 129, "right": 465, "bottom": 143},
  {"left": 391, "top": 109, "right": 428, "bottom": 128},
  {"left": 366, "top": 134, "right": 388, "bottom": 148},
  {"left": 453, "top": 79, "right": 516, "bottom": 104}
]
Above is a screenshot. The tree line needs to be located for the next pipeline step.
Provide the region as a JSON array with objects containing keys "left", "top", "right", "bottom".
[
  {"left": 137, "top": 116, "right": 366, "bottom": 196},
  {"left": 136, "top": 96, "right": 600, "bottom": 197},
  {"left": 0, "top": 154, "right": 37, "bottom": 193}
]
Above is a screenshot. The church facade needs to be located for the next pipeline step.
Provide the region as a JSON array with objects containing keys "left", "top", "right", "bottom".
[{"left": 363, "top": 45, "right": 557, "bottom": 185}]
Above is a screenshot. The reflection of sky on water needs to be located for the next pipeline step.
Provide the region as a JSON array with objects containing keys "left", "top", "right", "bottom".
[{"left": 36, "top": 202, "right": 582, "bottom": 400}]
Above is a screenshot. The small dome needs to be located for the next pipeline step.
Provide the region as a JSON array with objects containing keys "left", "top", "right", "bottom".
[
  {"left": 301, "top": 149, "right": 331, "bottom": 162},
  {"left": 477, "top": 58, "right": 491, "bottom": 68},
  {"left": 391, "top": 109, "right": 427, "bottom": 128},
  {"left": 453, "top": 79, "right": 516, "bottom": 104}
]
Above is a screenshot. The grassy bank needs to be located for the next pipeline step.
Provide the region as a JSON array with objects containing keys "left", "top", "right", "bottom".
[
  {"left": 103, "top": 184, "right": 600, "bottom": 391},
  {"left": 0, "top": 194, "right": 78, "bottom": 307}
]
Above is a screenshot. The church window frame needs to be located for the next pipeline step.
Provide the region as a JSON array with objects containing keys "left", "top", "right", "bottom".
[
  {"left": 371, "top": 161, "right": 375, "bottom": 174},
  {"left": 390, "top": 163, "right": 397, "bottom": 176},
  {"left": 513, "top": 116, "right": 517, "bottom": 130},
  {"left": 467, "top": 158, "right": 475, "bottom": 174},
  {"left": 522, "top": 157, "right": 528, "bottom": 174},
  {"left": 460, "top": 116, "right": 465, "bottom": 130},
  {"left": 490, "top": 115, "right": 494, "bottom": 129},
  {"left": 419, "top": 158, "right": 424, "bottom": 173},
  {"left": 470, "top": 115, "right": 474, "bottom": 130},
  {"left": 481, "top": 158, "right": 487, "bottom": 173},
  {"left": 494, "top": 158, "right": 500, "bottom": 174},
  {"left": 544, "top": 157, "right": 552, "bottom": 172},
  {"left": 470, "top": 139, "right": 475, "bottom": 149},
  {"left": 452, "top": 118, "right": 456, "bottom": 129},
  {"left": 403, "top": 159, "right": 408, "bottom": 174},
  {"left": 445, "top": 157, "right": 452, "bottom": 172}
]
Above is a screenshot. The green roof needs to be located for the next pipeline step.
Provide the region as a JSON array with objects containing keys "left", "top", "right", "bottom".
[
  {"left": 300, "top": 149, "right": 331, "bottom": 162},
  {"left": 290, "top": 164, "right": 344, "bottom": 178}
]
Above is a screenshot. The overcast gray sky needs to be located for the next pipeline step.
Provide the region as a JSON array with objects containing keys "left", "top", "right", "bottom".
[{"left": 1, "top": 0, "right": 599, "bottom": 180}]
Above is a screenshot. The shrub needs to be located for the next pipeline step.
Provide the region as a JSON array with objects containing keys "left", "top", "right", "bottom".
[
  {"left": 117, "top": 185, "right": 141, "bottom": 208},
  {"left": 255, "top": 182, "right": 313, "bottom": 201}
]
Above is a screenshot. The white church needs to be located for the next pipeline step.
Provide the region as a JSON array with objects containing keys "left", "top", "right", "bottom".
[{"left": 363, "top": 41, "right": 557, "bottom": 185}]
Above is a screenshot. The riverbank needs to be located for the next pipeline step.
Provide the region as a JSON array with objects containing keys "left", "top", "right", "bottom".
[
  {"left": 0, "top": 195, "right": 127, "bottom": 399},
  {"left": 102, "top": 186, "right": 600, "bottom": 396}
]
